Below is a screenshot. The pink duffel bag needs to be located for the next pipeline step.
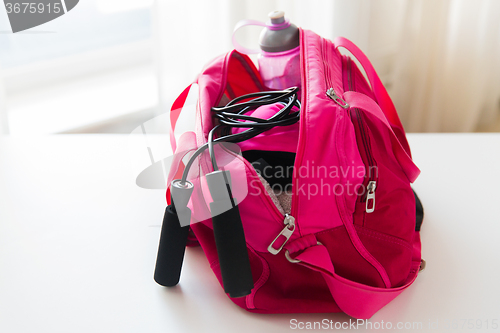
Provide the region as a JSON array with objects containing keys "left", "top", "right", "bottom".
[{"left": 154, "top": 28, "right": 425, "bottom": 319}]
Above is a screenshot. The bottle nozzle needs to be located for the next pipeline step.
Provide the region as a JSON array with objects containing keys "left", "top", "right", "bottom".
[{"left": 269, "top": 10, "right": 285, "bottom": 25}]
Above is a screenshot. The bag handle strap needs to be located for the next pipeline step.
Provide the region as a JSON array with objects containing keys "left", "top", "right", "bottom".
[
  {"left": 287, "top": 232, "right": 422, "bottom": 319},
  {"left": 333, "top": 37, "right": 412, "bottom": 157},
  {"left": 169, "top": 84, "right": 193, "bottom": 153},
  {"left": 167, "top": 85, "right": 197, "bottom": 203},
  {"left": 344, "top": 91, "right": 420, "bottom": 183}
]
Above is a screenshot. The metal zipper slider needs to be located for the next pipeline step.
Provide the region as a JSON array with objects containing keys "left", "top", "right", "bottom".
[
  {"left": 366, "top": 181, "right": 376, "bottom": 213},
  {"left": 326, "top": 88, "right": 349, "bottom": 109},
  {"left": 267, "top": 214, "right": 295, "bottom": 255}
]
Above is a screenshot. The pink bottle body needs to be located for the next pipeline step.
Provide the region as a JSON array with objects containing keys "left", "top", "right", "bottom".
[{"left": 258, "top": 46, "right": 301, "bottom": 90}]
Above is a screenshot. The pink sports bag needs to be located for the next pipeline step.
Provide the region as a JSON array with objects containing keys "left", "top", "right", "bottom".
[{"left": 154, "top": 29, "right": 424, "bottom": 319}]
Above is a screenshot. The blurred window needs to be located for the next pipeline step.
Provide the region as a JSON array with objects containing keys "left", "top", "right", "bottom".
[{"left": 0, "top": 0, "right": 156, "bottom": 134}]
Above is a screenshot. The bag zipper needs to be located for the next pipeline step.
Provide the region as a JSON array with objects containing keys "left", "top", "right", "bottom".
[
  {"left": 322, "top": 41, "right": 392, "bottom": 287},
  {"left": 267, "top": 214, "right": 295, "bottom": 255},
  {"left": 247, "top": 159, "right": 297, "bottom": 254},
  {"left": 288, "top": 29, "right": 308, "bottom": 238},
  {"left": 343, "top": 57, "right": 378, "bottom": 213},
  {"left": 239, "top": 156, "right": 296, "bottom": 254},
  {"left": 322, "top": 40, "right": 379, "bottom": 214},
  {"left": 213, "top": 53, "right": 296, "bottom": 254},
  {"left": 287, "top": 29, "right": 343, "bottom": 237}
]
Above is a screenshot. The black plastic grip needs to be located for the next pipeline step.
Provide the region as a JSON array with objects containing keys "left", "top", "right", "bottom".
[
  {"left": 211, "top": 202, "right": 254, "bottom": 298},
  {"left": 154, "top": 205, "right": 190, "bottom": 287}
]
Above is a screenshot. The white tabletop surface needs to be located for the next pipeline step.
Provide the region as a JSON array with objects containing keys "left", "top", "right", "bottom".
[{"left": 0, "top": 134, "right": 499, "bottom": 332}]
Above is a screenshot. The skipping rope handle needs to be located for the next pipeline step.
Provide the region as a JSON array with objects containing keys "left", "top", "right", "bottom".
[
  {"left": 154, "top": 87, "right": 297, "bottom": 292},
  {"left": 207, "top": 170, "right": 254, "bottom": 298},
  {"left": 154, "top": 180, "right": 193, "bottom": 287}
]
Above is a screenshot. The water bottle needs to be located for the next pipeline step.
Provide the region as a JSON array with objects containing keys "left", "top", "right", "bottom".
[
  {"left": 232, "top": 11, "right": 301, "bottom": 90},
  {"left": 258, "top": 11, "right": 300, "bottom": 90}
]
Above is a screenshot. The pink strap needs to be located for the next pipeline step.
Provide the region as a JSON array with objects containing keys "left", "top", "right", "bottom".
[
  {"left": 232, "top": 19, "right": 266, "bottom": 54},
  {"left": 232, "top": 19, "right": 292, "bottom": 55},
  {"left": 289, "top": 232, "right": 422, "bottom": 319},
  {"left": 343, "top": 91, "right": 420, "bottom": 183},
  {"left": 170, "top": 84, "right": 193, "bottom": 152},
  {"left": 166, "top": 131, "right": 198, "bottom": 184},
  {"left": 166, "top": 84, "right": 196, "bottom": 203},
  {"left": 334, "top": 37, "right": 412, "bottom": 157}
]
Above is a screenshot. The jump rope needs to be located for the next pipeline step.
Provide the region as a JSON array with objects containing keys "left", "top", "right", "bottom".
[{"left": 154, "top": 87, "right": 300, "bottom": 297}]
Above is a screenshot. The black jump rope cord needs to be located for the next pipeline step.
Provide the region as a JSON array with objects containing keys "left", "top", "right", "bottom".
[
  {"left": 155, "top": 87, "right": 300, "bottom": 297},
  {"left": 182, "top": 87, "right": 301, "bottom": 183}
]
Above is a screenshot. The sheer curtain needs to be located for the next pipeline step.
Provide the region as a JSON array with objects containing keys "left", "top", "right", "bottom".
[
  {"left": 154, "top": 0, "right": 500, "bottom": 132},
  {"left": 390, "top": 0, "right": 500, "bottom": 132},
  {"left": 0, "top": 73, "right": 6, "bottom": 135}
]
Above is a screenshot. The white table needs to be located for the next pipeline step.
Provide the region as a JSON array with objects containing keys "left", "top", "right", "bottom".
[{"left": 0, "top": 134, "right": 499, "bottom": 332}]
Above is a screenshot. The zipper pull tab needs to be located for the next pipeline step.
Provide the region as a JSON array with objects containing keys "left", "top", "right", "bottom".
[
  {"left": 326, "top": 88, "right": 349, "bottom": 109},
  {"left": 267, "top": 214, "right": 295, "bottom": 255},
  {"left": 366, "top": 181, "right": 376, "bottom": 213}
]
